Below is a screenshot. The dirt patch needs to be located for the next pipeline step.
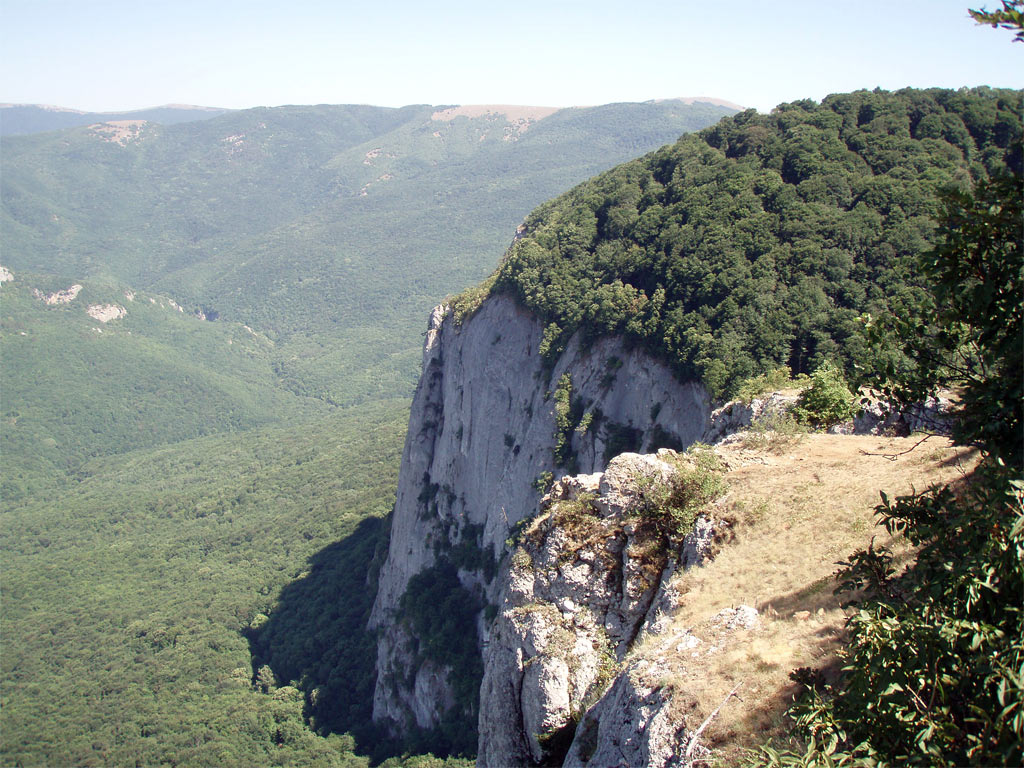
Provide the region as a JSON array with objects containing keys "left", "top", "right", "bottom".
[{"left": 88, "top": 120, "right": 147, "bottom": 146}]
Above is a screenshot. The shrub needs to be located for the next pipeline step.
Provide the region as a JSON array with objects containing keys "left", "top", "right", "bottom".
[
  {"left": 447, "top": 274, "right": 496, "bottom": 325},
  {"left": 740, "top": 410, "right": 809, "bottom": 454},
  {"left": 792, "top": 363, "right": 857, "bottom": 428},
  {"left": 735, "top": 366, "right": 800, "bottom": 403},
  {"left": 631, "top": 445, "right": 726, "bottom": 538}
]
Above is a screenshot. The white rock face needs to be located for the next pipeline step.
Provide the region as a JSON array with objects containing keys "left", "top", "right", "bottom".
[
  {"left": 87, "top": 304, "right": 127, "bottom": 322},
  {"left": 477, "top": 452, "right": 718, "bottom": 767},
  {"left": 368, "top": 295, "right": 711, "bottom": 738},
  {"left": 702, "top": 392, "right": 798, "bottom": 443},
  {"left": 33, "top": 284, "right": 82, "bottom": 305},
  {"left": 562, "top": 666, "right": 686, "bottom": 768}
]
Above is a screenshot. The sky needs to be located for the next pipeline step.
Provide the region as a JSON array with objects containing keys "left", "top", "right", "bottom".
[{"left": 2, "top": 0, "right": 1020, "bottom": 114}]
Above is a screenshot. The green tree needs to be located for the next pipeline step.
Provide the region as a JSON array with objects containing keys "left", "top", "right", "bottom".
[
  {"left": 864, "top": 172, "right": 1022, "bottom": 465},
  {"left": 758, "top": 164, "right": 1023, "bottom": 767},
  {"left": 970, "top": 0, "right": 1024, "bottom": 42}
]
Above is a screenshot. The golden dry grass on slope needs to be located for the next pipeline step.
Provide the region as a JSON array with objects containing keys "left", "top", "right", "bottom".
[{"left": 637, "top": 433, "right": 978, "bottom": 764}]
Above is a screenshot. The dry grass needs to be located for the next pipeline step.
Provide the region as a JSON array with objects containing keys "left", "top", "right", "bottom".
[
  {"left": 88, "top": 120, "right": 147, "bottom": 145},
  {"left": 631, "top": 433, "right": 978, "bottom": 763}
]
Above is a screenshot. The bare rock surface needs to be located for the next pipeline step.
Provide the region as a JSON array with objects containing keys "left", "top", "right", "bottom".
[
  {"left": 369, "top": 295, "right": 711, "bottom": 737},
  {"left": 87, "top": 303, "right": 127, "bottom": 322},
  {"left": 562, "top": 667, "right": 685, "bottom": 768},
  {"left": 33, "top": 284, "right": 82, "bottom": 305},
  {"left": 477, "top": 453, "right": 718, "bottom": 767},
  {"left": 702, "top": 393, "right": 798, "bottom": 443}
]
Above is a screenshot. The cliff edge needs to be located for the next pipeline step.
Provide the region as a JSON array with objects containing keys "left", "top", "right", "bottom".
[{"left": 368, "top": 295, "right": 710, "bottom": 742}]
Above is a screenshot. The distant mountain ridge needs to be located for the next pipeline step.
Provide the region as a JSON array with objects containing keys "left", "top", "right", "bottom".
[
  {"left": 0, "top": 97, "right": 745, "bottom": 136},
  {"left": 0, "top": 103, "right": 234, "bottom": 135}
]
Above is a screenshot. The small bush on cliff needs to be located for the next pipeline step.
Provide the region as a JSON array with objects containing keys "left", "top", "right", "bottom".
[
  {"left": 741, "top": 410, "right": 808, "bottom": 454},
  {"left": 632, "top": 445, "right": 726, "bottom": 538},
  {"left": 792, "top": 363, "right": 857, "bottom": 428},
  {"left": 447, "top": 274, "right": 497, "bottom": 326},
  {"left": 735, "top": 366, "right": 805, "bottom": 403}
]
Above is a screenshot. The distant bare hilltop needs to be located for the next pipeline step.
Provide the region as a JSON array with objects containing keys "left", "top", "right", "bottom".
[{"left": 0, "top": 103, "right": 233, "bottom": 136}]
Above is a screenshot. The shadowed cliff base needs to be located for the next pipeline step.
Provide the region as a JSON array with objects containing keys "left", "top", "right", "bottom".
[
  {"left": 247, "top": 516, "right": 387, "bottom": 758},
  {"left": 246, "top": 515, "right": 476, "bottom": 765}
]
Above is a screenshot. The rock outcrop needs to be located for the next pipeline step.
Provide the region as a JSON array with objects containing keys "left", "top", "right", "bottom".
[
  {"left": 33, "top": 284, "right": 82, "bottom": 305},
  {"left": 87, "top": 303, "right": 127, "bottom": 323},
  {"left": 368, "top": 295, "right": 711, "bottom": 740},
  {"left": 477, "top": 451, "right": 719, "bottom": 766}
]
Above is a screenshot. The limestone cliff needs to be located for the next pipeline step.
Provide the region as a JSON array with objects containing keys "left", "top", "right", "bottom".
[
  {"left": 477, "top": 451, "right": 720, "bottom": 767},
  {"left": 366, "top": 294, "right": 958, "bottom": 762},
  {"left": 368, "top": 295, "right": 711, "bottom": 741}
]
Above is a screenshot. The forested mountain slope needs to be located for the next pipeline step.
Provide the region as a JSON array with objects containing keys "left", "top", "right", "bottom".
[
  {"left": 359, "top": 86, "right": 1022, "bottom": 761},
  {"left": 1, "top": 99, "right": 734, "bottom": 493},
  {"left": 2, "top": 100, "right": 735, "bottom": 406},
  {"left": 0, "top": 272, "right": 330, "bottom": 501},
  {"left": 486, "top": 87, "right": 1021, "bottom": 397}
]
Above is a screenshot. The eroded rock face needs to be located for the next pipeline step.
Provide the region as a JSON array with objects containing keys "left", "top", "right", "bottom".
[
  {"left": 702, "top": 392, "right": 798, "bottom": 443},
  {"left": 853, "top": 396, "right": 953, "bottom": 436},
  {"left": 477, "top": 453, "right": 717, "bottom": 767},
  {"left": 33, "top": 284, "right": 82, "bottom": 305},
  {"left": 562, "top": 667, "right": 685, "bottom": 768},
  {"left": 87, "top": 303, "right": 127, "bottom": 322},
  {"left": 368, "top": 295, "right": 711, "bottom": 740}
]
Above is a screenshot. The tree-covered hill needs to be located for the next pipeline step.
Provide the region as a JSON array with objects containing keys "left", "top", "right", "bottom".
[
  {"left": 487, "top": 87, "right": 1022, "bottom": 397},
  {"left": 1, "top": 100, "right": 735, "bottom": 487},
  {"left": 0, "top": 272, "right": 330, "bottom": 500},
  {"left": 1, "top": 100, "right": 736, "bottom": 407},
  {"left": 1, "top": 402, "right": 406, "bottom": 768}
]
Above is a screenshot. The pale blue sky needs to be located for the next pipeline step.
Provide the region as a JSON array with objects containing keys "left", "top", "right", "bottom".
[{"left": 2, "top": 0, "right": 1020, "bottom": 113}]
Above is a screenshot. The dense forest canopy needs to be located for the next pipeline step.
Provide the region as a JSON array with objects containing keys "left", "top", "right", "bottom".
[{"left": 489, "top": 87, "right": 1022, "bottom": 398}]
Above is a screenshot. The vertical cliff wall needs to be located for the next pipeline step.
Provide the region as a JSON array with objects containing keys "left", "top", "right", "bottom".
[{"left": 367, "top": 295, "right": 711, "bottom": 743}]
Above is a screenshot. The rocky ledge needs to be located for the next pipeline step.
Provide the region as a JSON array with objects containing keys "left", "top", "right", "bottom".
[{"left": 477, "top": 451, "right": 724, "bottom": 767}]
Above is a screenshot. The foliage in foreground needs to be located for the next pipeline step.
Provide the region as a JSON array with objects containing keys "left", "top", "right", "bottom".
[{"left": 757, "top": 166, "right": 1023, "bottom": 765}]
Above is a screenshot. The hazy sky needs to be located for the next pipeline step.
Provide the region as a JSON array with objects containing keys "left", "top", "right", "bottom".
[{"left": 2, "top": 0, "right": 1020, "bottom": 113}]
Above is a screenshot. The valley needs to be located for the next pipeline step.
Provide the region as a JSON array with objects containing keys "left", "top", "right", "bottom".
[
  {"left": 1, "top": 98, "right": 737, "bottom": 766},
  {"left": 1, "top": 78, "right": 1020, "bottom": 768}
]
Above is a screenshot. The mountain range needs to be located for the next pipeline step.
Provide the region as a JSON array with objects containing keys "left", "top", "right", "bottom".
[
  {"left": 0, "top": 97, "right": 737, "bottom": 767},
  {"left": 3, "top": 85, "right": 1018, "bottom": 767},
  {"left": 0, "top": 103, "right": 233, "bottom": 136}
]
